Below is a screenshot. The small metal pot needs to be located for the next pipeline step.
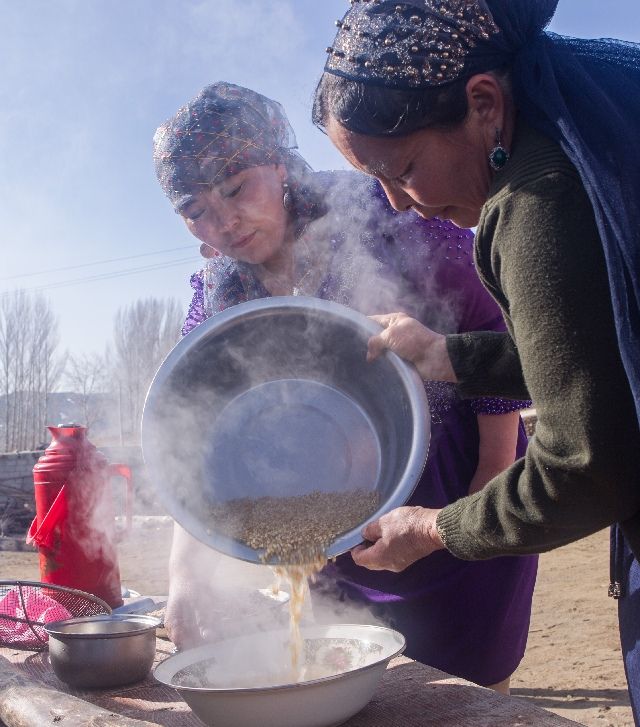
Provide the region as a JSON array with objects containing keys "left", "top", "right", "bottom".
[{"left": 45, "top": 614, "right": 160, "bottom": 689}]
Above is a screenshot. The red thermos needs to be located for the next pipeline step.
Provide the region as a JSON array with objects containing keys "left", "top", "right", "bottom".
[{"left": 26, "top": 426, "right": 133, "bottom": 608}]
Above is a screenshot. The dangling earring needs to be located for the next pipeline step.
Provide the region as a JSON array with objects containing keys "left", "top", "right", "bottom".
[
  {"left": 200, "top": 242, "right": 220, "bottom": 259},
  {"left": 282, "top": 182, "right": 294, "bottom": 212},
  {"left": 489, "top": 128, "right": 510, "bottom": 171}
]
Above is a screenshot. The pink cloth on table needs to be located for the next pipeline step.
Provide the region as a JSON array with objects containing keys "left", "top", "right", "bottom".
[{"left": 0, "top": 589, "right": 72, "bottom": 644}]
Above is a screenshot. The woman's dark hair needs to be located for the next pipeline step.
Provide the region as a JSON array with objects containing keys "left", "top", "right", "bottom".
[{"left": 312, "top": 67, "right": 511, "bottom": 138}]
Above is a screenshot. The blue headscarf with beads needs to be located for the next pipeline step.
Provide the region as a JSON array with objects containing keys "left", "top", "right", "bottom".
[
  {"left": 326, "top": 0, "right": 640, "bottom": 422},
  {"left": 486, "top": 0, "right": 640, "bottom": 423}
]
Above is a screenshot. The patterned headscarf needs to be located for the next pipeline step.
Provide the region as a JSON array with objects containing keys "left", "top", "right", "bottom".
[
  {"left": 324, "top": 0, "right": 501, "bottom": 89},
  {"left": 153, "top": 82, "right": 306, "bottom": 211}
]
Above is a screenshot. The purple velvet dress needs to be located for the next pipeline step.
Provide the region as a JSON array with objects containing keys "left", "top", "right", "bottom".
[{"left": 181, "top": 172, "right": 538, "bottom": 686}]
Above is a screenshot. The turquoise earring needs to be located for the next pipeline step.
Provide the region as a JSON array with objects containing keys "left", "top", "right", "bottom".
[{"left": 489, "top": 129, "right": 510, "bottom": 171}]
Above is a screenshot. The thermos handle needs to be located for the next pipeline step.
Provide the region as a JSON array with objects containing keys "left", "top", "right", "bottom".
[
  {"left": 26, "top": 485, "right": 67, "bottom": 548},
  {"left": 107, "top": 464, "right": 133, "bottom": 534}
]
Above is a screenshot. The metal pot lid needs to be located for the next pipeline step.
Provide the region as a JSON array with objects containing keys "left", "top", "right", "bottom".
[{"left": 44, "top": 614, "right": 161, "bottom": 638}]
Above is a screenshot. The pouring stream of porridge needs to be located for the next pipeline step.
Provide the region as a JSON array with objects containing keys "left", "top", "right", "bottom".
[{"left": 210, "top": 489, "right": 379, "bottom": 680}]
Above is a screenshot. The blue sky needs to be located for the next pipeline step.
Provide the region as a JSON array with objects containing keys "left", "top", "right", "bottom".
[{"left": 1, "top": 1, "right": 639, "bottom": 357}]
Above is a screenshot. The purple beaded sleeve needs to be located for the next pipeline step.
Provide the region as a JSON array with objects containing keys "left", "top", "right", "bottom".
[
  {"left": 181, "top": 270, "right": 207, "bottom": 337},
  {"left": 470, "top": 396, "right": 531, "bottom": 415}
]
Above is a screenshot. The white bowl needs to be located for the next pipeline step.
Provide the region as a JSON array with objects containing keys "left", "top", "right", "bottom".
[{"left": 154, "top": 623, "right": 405, "bottom": 727}]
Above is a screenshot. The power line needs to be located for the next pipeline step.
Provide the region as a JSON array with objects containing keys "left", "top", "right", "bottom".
[
  {"left": 1, "top": 257, "right": 198, "bottom": 297},
  {"left": 0, "top": 245, "right": 195, "bottom": 281}
]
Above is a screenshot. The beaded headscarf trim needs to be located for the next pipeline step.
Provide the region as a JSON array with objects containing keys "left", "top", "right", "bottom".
[{"left": 324, "top": 0, "right": 500, "bottom": 89}]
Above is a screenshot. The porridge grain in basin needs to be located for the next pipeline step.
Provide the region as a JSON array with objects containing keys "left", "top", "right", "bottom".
[{"left": 210, "top": 488, "right": 380, "bottom": 674}]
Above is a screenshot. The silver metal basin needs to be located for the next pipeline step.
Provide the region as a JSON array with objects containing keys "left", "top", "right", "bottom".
[
  {"left": 154, "top": 623, "right": 406, "bottom": 727},
  {"left": 142, "top": 296, "right": 430, "bottom": 563},
  {"left": 45, "top": 614, "right": 160, "bottom": 689}
]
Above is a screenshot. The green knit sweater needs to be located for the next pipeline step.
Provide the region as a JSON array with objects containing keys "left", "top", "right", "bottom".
[{"left": 437, "top": 121, "right": 640, "bottom": 560}]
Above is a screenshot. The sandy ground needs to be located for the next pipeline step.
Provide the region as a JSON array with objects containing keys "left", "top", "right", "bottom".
[
  {"left": 0, "top": 522, "right": 633, "bottom": 726},
  {"left": 510, "top": 529, "right": 633, "bottom": 727}
]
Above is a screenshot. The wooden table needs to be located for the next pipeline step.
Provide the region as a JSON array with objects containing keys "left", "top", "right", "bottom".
[{"left": 0, "top": 640, "right": 580, "bottom": 726}]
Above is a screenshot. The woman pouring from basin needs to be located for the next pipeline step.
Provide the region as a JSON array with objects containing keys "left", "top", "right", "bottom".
[
  {"left": 152, "top": 81, "right": 537, "bottom": 692},
  {"left": 313, "top": 0, "right": 640, "bottom": 715}
]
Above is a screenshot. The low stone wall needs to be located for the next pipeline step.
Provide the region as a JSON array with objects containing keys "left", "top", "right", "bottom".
[
  {"left": 0, "top": 451, "right": 42, "bottom": 536},
  {"left": 0, "top": 451, "right": 41, "bottom": 502},
  {"left": 0, "top": 445, "right": 162, "bottom": 536}
]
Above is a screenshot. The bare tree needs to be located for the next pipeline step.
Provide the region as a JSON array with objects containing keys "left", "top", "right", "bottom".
[
  {"left": 0, "top": 291, "right": 65, "bottom": 452},
  {"left": 64, "top": 352, "right": 109, "bottom": 432},
  {"left": 110, "top": 298, "right": 183, "bottom": 444}
]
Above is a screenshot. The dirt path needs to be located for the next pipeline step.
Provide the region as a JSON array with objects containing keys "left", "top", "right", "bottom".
[
  {"left": 0, "top": 523, "right": 633, "bottom": 726},
  {"left": 510, "top": 528, "right": 632, "bottom": 726}
]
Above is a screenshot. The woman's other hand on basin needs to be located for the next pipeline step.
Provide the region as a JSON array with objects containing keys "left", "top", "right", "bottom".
[
  {"left": 351, "top": 506, "right": 444, "bottom": 572},
  {"left": 367, "top": 313, "right": 457, "bottom": 383}
]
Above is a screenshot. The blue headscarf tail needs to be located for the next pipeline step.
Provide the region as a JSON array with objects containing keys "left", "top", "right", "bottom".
[
  {"left": 482, "top": 0, "right": 558, "bottom": 51},
  {"left": 506, "top": 32, "right": 640, "bottom": 424},
  {"left": 324, "top": 0, "right": 640, "bottom": 422},
  {"left": 487, "top": 0, "right": 640, "bottom": 422}
]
